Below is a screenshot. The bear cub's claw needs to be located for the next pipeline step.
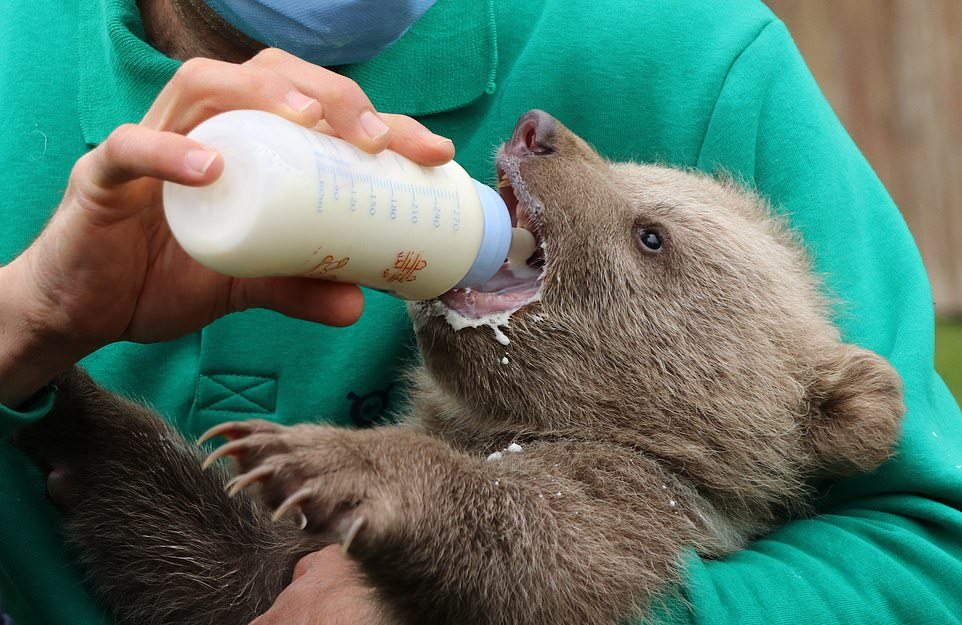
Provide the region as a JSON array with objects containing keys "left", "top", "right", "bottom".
[{"left": 200, "top": 420, "right": 383, "bottom": 551}]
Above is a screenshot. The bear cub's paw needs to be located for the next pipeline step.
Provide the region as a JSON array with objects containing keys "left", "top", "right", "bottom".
[{"left": 200, "top": 421, "right": 402, "bottom": 554}]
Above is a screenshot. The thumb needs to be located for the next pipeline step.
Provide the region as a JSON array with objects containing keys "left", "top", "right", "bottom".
[{"left": 230, "top": 277, "right": 365, "bottom": 327}]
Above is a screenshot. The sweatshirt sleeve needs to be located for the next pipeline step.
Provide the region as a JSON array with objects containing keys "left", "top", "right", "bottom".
[
  {"left": 0, "top": 387, "right": 56, "bottom": 441},
  {"left": 648, "top": 18, "right": 962, "bottom": 625}
]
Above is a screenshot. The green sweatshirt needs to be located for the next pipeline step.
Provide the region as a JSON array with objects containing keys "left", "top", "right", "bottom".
[{"left": 2, "top": 0, "right": 960, "bottom": 624}]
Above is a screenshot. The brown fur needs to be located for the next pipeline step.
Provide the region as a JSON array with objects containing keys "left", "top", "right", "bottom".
[{"left": 14, "top": 111, "right": 904, "bottom": 625}]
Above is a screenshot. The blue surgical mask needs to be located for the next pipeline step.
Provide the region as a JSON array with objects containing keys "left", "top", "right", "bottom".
[{"left": 202, "top": 0, "right": 438, "bottom": 66}]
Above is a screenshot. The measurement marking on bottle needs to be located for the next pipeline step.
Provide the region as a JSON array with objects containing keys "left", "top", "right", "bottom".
[
  {"left": 453, "top": 192, "right": 462, "bottom": 232},
  {"left": 410, "top": 186, "right": 419, "bottom": 224},
  {"left": 309, "top": 158, "right": 463, "bottom": 225},
  {"left": 389, "top": 181, "right": 397, "bottom": 219},
  {"left": 432, "top": 188, "right": 441, "bottom": 228}
]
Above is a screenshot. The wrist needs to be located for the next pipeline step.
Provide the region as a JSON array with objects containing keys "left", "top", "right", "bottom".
[{"left": 0, "top": 260, "right": 93, "bottom": 406}]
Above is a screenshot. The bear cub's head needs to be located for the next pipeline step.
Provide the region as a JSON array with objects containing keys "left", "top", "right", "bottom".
[{"left": 410, "top": 110, "right": 904, "bottom": 520}]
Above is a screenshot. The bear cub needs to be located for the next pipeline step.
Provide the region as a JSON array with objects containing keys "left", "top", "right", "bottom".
[{"left": 16, "top": 110, "right": 904, "bottom": 625}]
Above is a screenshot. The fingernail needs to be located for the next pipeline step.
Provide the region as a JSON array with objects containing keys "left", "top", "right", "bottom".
[
  {"left": 436, "top": 138, "right": 454, "bottom": 149},
  {"left": 186, "top": 149, "right": 217, "bottom": 174},
  {"left": 360, "top": 110, "right": 389, "bottom": 142},
  {"left": 286, "top": 91, "right": 319, "bottom": 113}
]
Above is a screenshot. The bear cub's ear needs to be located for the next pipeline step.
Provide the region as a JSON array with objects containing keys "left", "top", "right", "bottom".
[{"left": 805, "top": 345, "right": 905, "bottom": 477}]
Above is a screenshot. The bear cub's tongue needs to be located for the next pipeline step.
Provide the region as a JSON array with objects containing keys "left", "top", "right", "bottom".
[{"left": 439, "top": 260, "right": 542, "bottom": 320}]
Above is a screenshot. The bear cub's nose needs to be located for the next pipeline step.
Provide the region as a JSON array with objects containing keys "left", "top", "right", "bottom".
[{"left": 508, "top": 109, "right": 557, "bottom": 156}]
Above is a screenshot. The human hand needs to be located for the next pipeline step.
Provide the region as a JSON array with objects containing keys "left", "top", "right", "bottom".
[
  {"left": 0, "top": 48, "right": 454, "bottom": 406},
  {"left": 250, "top": 547, "right": 383, "bottom": 625}
]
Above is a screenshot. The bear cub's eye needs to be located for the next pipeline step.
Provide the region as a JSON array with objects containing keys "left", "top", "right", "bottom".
[{"left": 638, "top": 228, "right": 664, "bottom": 253}]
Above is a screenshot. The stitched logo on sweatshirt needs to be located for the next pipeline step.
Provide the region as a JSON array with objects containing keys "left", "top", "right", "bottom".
[
  {"left": 346, "top": 384, "right": 395, "bottom": 427},
  {"left": 196, "top": 373, "right": 277, "bottom": 416}
]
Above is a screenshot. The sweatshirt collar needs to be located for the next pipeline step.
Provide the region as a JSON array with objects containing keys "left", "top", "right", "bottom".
[{"left": 79, "top": 0, "right": 497, "bottom": 146}]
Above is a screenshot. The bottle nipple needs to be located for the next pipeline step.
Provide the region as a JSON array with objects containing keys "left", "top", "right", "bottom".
[{"left": 507, "top": 228, "right": 537, "bottom": 266}]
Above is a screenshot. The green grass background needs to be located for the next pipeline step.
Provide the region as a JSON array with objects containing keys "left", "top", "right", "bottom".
[{"left": 937, "top": 318, "right": 962, "bottom": 403}]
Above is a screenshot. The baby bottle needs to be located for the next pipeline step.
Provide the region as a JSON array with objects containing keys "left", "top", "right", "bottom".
[{"left": 163, "top": 110, "right": 535, "bottom": 300}]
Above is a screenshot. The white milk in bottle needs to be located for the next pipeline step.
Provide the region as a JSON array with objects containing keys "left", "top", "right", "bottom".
[{"left": 163, "top": 110, "right": 535, "bottom": 299}]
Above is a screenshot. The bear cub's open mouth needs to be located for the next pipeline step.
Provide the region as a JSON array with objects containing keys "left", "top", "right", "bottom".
[{"left": 438, "top": 162, "right": 545, "bottom": 320}]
